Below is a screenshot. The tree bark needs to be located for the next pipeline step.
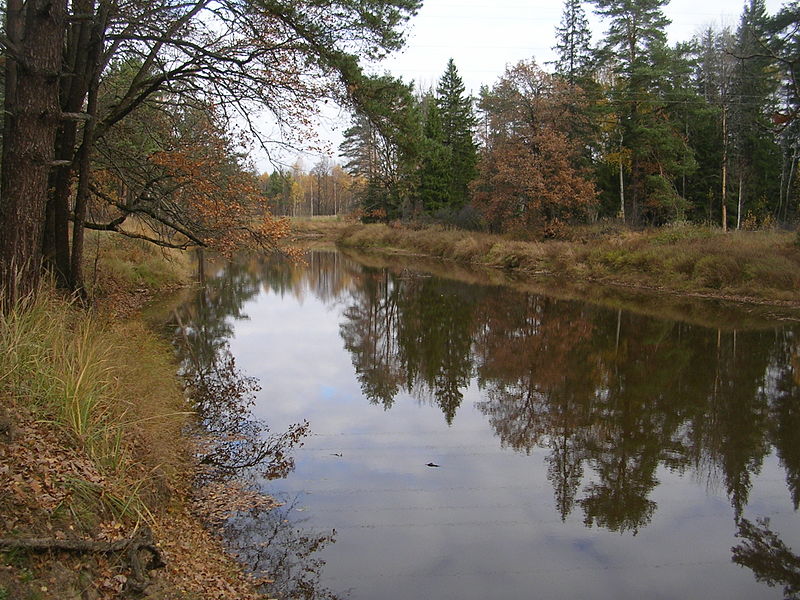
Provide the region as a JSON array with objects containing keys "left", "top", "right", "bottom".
[
  {"left": 737, "top": 175, "right": 743, "bottom": 230},
  {"left": 722, "top": 106, "right": 728, "bottom": 232},
  {"left": 45, "top": 0, "right": 96, "bottom": 288},
  {"left": 0, "top": 0, "right": 67, "bottom": 308},
  {"left": 70, "top": 4, "right": 107, "bottom": 294},
  {"left": 1, "top": 0, "right": 22, "bottom": 174}
]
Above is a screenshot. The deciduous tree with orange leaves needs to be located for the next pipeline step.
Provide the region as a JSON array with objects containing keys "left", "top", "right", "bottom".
[{"left": 472, "top": 61, "right": 597, "bottom": 237}]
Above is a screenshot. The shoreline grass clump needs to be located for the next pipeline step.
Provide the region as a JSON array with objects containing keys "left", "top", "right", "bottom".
[{"left": 0, "top": 290, "right": 188, "bottom": 523}]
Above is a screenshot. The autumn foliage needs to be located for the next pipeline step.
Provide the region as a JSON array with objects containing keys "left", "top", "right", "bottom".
[
  {"left": 472, "top": 62, "right": 597, "bottom": 236},
  {"left": 92, "top": 103, "right": 291, "bottom": 256}
]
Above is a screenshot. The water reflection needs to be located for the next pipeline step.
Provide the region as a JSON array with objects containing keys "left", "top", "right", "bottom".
[
  {"left": 223, "top": 501, "right": 341, "bottom": 600},
  {"left": 175, "top": 258, "right": 308, "bottom": 481},
  {"left": 332, "top": 256, "right": 800, "bottom": 532},
  {"left": 733, "top": 517, "right": 800, "bottom": 599},
  {"left": 175, "top": 249, "right": 800, "bottom": 599}
]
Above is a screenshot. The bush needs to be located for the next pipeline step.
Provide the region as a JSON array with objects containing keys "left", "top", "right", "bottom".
[{"left": 692, "top": 255, "right": 743, "bottom": 289}]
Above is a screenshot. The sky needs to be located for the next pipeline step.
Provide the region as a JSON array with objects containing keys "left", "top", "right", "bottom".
[
  {"left": 273, "top": 0, "right": 788, "bottom": 170},
  {"left": 376, "top": 0, "right": 787, "bottom": 96}
]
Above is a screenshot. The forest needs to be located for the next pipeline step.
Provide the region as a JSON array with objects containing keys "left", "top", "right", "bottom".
[
  {"left": 332, "top": 0, "right": 800, "bottom": 236},
  {"left": 1, "top": 1, "right": 800, "bottom": 597}
]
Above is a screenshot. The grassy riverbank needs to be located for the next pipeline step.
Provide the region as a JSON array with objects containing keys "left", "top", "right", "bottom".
[
  {"left": 0, "top": 236, "right": 266, "bottom": 599},
  {"left": 292, "top": 219, "right": 800, "bottom": 306}
]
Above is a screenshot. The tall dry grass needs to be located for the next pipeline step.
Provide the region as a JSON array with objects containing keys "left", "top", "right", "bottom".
[
  {"left": 0, "top": 289, "right": 191, "bottom": 521},
  {"left": 83, "top": 228, "right": 192, "bottom": 297}
]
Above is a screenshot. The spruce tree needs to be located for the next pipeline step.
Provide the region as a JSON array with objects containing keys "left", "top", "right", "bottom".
[
  {"left": 593, "top": 0, "right": 695, "bottom": 223},
  {"left": 731, "top": 0, "right": 781, "bottom": 224},
  {"left": 418, "top": 96, "right": 452, "bottom": 214},
  {"left": 552, "top": 0, "right": 594, "bottom": 84},
  {"left": 436, "top": 59, "right": 478, "bottom": 211},
  {"left": 769, "top": 2, "right": 800, "bottom": 221}
]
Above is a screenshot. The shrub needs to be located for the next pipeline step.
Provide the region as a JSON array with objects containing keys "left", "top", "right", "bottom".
[{"left": 692, "top": 255, "right": 743, "bottom": 289}]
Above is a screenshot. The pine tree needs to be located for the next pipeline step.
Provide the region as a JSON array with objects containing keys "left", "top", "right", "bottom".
[
  {"left": 436, "top": 59, "right": 478, "bottom": 210},
  {"left": 593, "top": 0, "right": 695, "bottom": 224},
  {"left": 594, "top": 0, "right": 670, "bottom": 80},
  {"left": 552, "top": 0, "right": 594, "bottom": 84}
]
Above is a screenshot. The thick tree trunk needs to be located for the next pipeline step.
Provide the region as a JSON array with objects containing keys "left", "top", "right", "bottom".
[
  {"left": 0, "top": 0, "right": 67, "bottom": 307},
  {"left": 1, "top": 0, "right": 22, "bottom": 173}
]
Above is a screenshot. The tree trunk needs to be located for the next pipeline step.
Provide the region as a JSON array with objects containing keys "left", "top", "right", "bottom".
[
  {"left": 721, "top": 106, "right": 728, "bottom": 233},
  {"left": 45, "top": 0, "right": 96, "bottom": 288},
  {"left": 0, "top": 0, "right": 67, "bottom": 307},
  {"left": 70, "top": 4, "right": 106, "bottom": 294},
  {"left": 736, "top": 175, "right": 743, "bottom": 230},
  {"left": 1, "top": 0, "right": 22, "bottom": 174},
  {"left": 785, "top": 146, "right": 797, "bottom": 223},
  {"left": 618, "top": 128, "right": 625, "bottom": 221}
]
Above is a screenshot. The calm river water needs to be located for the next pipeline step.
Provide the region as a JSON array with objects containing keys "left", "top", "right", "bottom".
[{"left": 174, "top": 249, "right": 800, "bottom": 600}]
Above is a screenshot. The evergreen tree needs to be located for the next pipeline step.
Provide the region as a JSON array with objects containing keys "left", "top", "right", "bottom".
[
  {"left": 340, "top": 114, "right": 398, "bottom": 220},
  {"left": 768, "top": 2, "right": 800, "bottom": 222},
  {"left": 265, "top": 170, "right": 293, "bottom": 216},
  {"left": 418, "top": 96, "right": 452, "bottom": 213},
  {"left": 340, "top": 76, "right": 422, "bottom": 220},
  {"left": 552, "top": 0, "right": 594, "bottom": 84},
  {"left": 688, "top": 27, "right": 737, "bottom": 224},
  {"left": 436, "top": 59, "right": 478, "bottom": 210},
  {"left": 593, "top": 0, "right": 695, "bottom": 223},
  {"left": 730, "top": 0, "right": 782, "bottom": 226}
]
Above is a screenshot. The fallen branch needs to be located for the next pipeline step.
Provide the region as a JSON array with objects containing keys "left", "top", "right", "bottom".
[{"left": 0, "top": 527, "right": 165, "bottom": 594}]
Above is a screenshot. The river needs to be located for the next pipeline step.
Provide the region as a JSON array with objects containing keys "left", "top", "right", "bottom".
[{"left": 172, "top": 248, "right": 800, "bottom": 600}]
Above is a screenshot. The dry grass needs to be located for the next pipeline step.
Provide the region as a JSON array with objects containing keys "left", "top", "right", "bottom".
[
  {"left": 0, "top": 291, "right": 190, "bottom": 524},
  {"left": 335, "top": 222, "right": 800, "bottom": 304},
  {"left": 82, "top": 228, "right": 192, "bottom": 299}
]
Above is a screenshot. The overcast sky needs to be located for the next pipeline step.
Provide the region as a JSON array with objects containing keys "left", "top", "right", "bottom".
[
  {"left": 378, "top": 0, "right": 787, "bottom": 94},
  {"left": 274, "top": 0, "right": 787, "bottom": 170}
]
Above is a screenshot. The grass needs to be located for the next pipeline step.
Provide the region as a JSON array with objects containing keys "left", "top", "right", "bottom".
[
  {"left": 0, "top": 231, "right": 269, "bottom": 599},
  {"left": 83, "top": 228, "right": 191, "bottom": 297},
  {"left": 0, "top": 290, "right": 189, "bottom": 522},
  {"left": 332, "top": 221, "right": 800, "bottom": 305}
]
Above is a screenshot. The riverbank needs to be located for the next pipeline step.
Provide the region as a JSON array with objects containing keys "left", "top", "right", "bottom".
[
  {"left": 0, "top": 234, "right": 267, "bottom": 599},
  {"left": 290, "top": 219, "right": 800, "bottom": 307}
]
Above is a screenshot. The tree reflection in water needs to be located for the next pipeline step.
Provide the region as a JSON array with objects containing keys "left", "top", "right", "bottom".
[
  {"left": 732, "top": 517, "right": 800, "bottom": 599},
  {"left": 175, "top": 252, "right": 333, "bottom": 598},
  {"left": 176, "top": 271, "right": 308, "bottom": 480},
  {"left": 340, "top": 268, "right": 480, "bottom": 423},
  {"left": 333, "top": 254, "right": 800, "bottom": 536},
  {"left": 223, "top": 500, "right": 342, "bottom": 600},
  {"left": 178, "top": 250, "right": 800, "bottom": 596}
]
